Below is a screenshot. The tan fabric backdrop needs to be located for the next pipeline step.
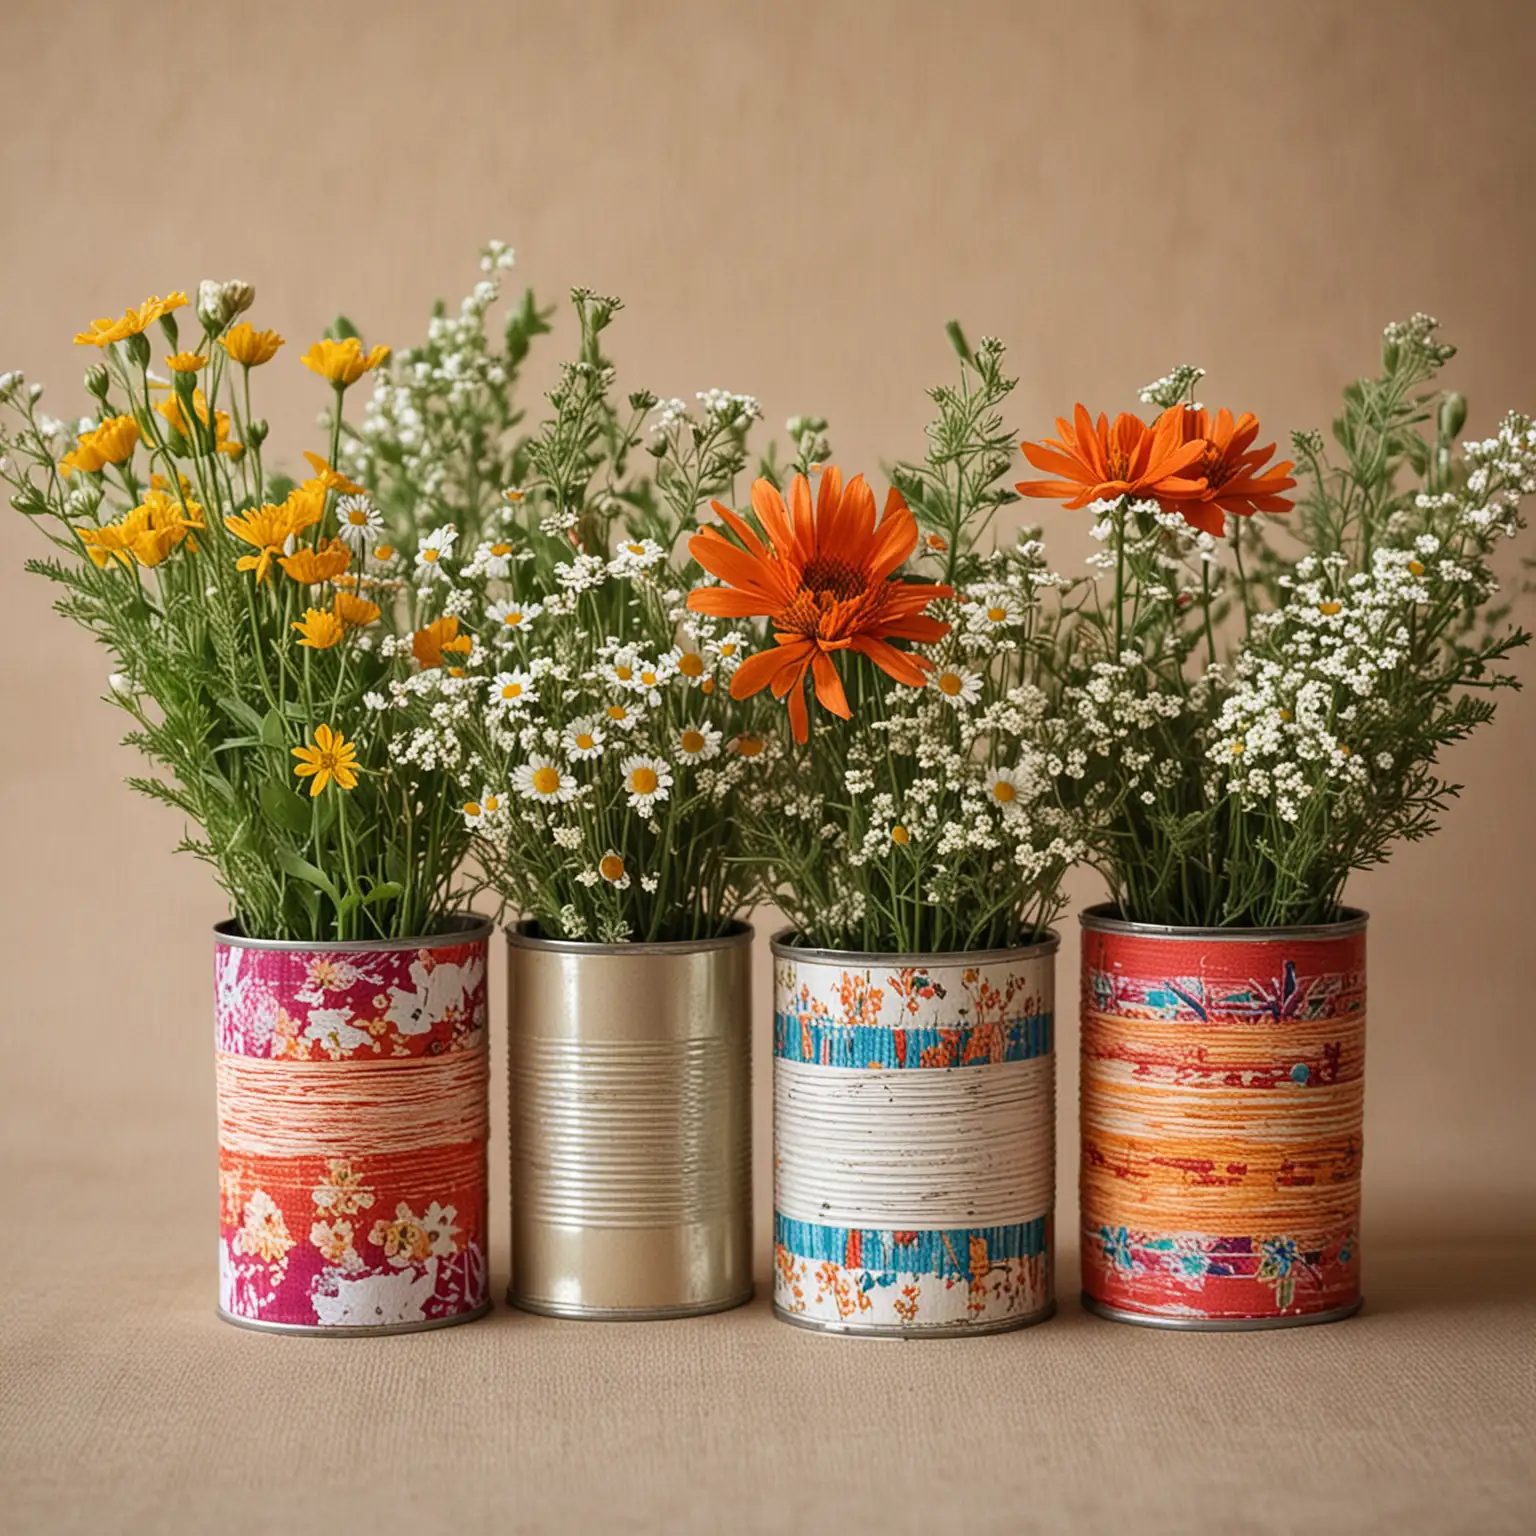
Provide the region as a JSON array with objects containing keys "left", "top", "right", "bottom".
[{"left": 1, "top": 3, "right": 1533, "bottom": 1532}]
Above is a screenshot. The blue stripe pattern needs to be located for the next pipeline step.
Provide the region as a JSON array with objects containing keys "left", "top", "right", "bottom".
[
  {"left": 774, "top": 1013, "right": 1052, "bottom": 1066},
  {"left": 774, "top": 1215, "right": 1050, "bottom": 1281}
]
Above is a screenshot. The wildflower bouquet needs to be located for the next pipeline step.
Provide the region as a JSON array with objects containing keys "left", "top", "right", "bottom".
[
  {"left": 359, "top": 277, "right": 778, "bottom": 943},
  {"left": 1027, "top": 316, "right": 1531, "bottom": 928},
  {"left": 2, "top": 283, "right": 476, "bottom": 941},
  {"left": 687, "top": 332, "right": 1086, "bottom": 954}
]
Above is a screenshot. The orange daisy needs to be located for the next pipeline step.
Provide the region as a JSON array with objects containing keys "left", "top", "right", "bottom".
[
  {"left": 411, "top": 615, "right": 473, "bottom": 670},
  {"left": 686, "top": 468, "right": 951, "bottom": 743},
  {"left": 1017, "top": 405, "right": 1207, "bottom": 510},
  {"left": 1159, "top": 407, "right": 1296, "bottom": 536}
]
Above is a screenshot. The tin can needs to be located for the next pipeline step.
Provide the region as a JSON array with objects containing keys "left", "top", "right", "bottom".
[
  {"left": 214, "top": 916, "right": 493, "bottom": 1335},
  {"left": 772, "top": 931, "right": 1058, "bottom": 1336},
  {"left": 1080, "top": 904, "right": 1368, "bottom": 1330},
  {"left": 506, "top": 922, "right": 753, "bottom": 1319}
]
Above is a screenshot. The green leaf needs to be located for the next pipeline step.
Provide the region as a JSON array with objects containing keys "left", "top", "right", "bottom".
[
  {"left": 217, "top": 695, "right": 265, "bottom": 735},
  {"left": 276, "top": 849, "right": 343, "bottom": 905},
  {"left": 260, "top": 708, "right": 289, "bottom": 748},
  {"left": 360, "top": 881, "right": 404, "bottom": 907},
  {"left": 260, "top": 780, "right": 312, "bottom": 837}
]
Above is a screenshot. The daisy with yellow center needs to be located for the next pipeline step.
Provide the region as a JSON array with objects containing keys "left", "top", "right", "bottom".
[
  {"left": 302, "top": 336, "right": 391, "bottom": 388},
  {"left": 292, "top": 725, "right": 360, "bottom": 797},
  {"left": 677, "top": 723, "right": 722, "bottom": 762},
  {"left": 292, "top": 608, "right": 347, "bottom": 650},
  {"left": 492, "top": 670, "right": 536, "bottom": 708},
  {"left": 416, "top": 524, "right": 457, "bottom": 577},
  {"left": 598, "top": 852, "right": 629, "bottom": 888},
  {"left": 514, "top": 756, "right": 576, "bottom": 804},
  {"left": 666, "top": 648, "right": 709, "bottom": 684},
  {"left": 502, "top": 488, "right": 526, "bottom": 503},
  {"left": 604, "top": 701, "right": 641, "bottom": 730},
  {"left": 932, "top": 668, "right": 982, "bottom": 708},
  {"left": 985, "top": 768, "right": 1025, "bottom": 814},
  {"left": 220, "top": 323, "right": 285, "bottom": 367},
  {"left": 891, "top": 825, "right": 911, "bottom": 845},
  {"left": 164, "top": 352, "right": 207, "bottom": 373},
  {"left": 565, "top": 717, "right": 605, "bottom": 759},
  {"left": 371, "top": 544, "right": 396, "bottom": 564},
  {"left": 620, "top": 754, "right": 673, "bottom": 813},
  {"left": 489, "top": 599, "right": 541, "bottom": 631},
  {"left": 1318, "top": 601, "right": 1342, "bottom": 616}
]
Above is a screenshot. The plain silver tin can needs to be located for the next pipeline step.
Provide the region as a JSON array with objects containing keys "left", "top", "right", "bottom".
[{"left": 506, "top": 921, "right": 754, "bottom": 1319}]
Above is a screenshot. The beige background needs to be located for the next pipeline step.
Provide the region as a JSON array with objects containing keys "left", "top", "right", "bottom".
[{"left": 1, "top": 2, "right": 1533, "bottom": 1532}]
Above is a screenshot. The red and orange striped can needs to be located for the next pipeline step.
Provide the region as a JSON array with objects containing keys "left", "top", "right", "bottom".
[{"left": 1079, "top": 905, "right": 1366, "bottom": 1330}]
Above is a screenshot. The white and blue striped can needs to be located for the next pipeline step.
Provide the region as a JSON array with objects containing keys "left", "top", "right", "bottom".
[{"left": 771, "top": 931, "right": 1058, "bottom": 1336}]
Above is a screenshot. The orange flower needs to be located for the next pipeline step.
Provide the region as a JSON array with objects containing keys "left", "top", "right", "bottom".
[
  {"left": 332, "top": 591, "right": 381, "bottom": 629},
  {"left": 292, "top": 608, "right": 346, "bottom": 649},
  {"left": 59, "top": 415, "right": 141, "bottom": 476},
  {"left": 302, "top": 336, "right": 390, "bottom": 387},
  {"left": 1159, "top": 407, "right": 1296, "bottom": 536},
  {"left": 686, "top": 468, "right": 951, "bottom": 743},
  {"left": 73, "top": 292, "right": 189, "bottom": 347},
  {"left": 1017, "top": 405, "right": 1207, "bottom": 510},
  {"left": 220, "top": 323, "right": 285, "bottom": 367},
  {"left": 411, "top": 615, "right": 473, "bottom": 669},
  {"left": 156, "top": 388, "right": 242, "bottom": 457},
  {"left": 225, "top": 487, "right": 325, "bottom": 581},
  {"left": 279, "top": 537, "right": 351, "bottom": 584},
  {"left": 302, "top": 452, "right": 366, "bottom": 495}
]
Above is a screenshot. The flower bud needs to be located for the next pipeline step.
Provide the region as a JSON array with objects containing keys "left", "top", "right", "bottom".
[
  {"left": 1438, "top": 391, "right": 1468, "bottom": 442},
  {"left": 124, "top": 332, "right": 152, "bottom": 369},
  {"left": 158, "top": 313, "right": 179, "bottom": 351},
  {"left": 246, "top": 418, "right": 270, "bottom": 447},
  {"left": 0, "top": 369, "right": 22, "bottom": 401},
  {"left": 222, "top": 280, "right": 256, "bottom": 318},
  {"left": 84, "top": 364, "right": 110, "bottom": 400},
  {"left": 196, "top": 278, "right": 256, "bottom": 331}
]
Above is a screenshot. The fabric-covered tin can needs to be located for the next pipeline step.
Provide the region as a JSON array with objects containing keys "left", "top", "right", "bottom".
[
  {"left": 214, "top": 916, "right": 492, "bottom": 1334},
  {"left": 772, "top": 931, "right": 1058, "bottom": 1336},
  {"left": 506, "top": 921, "right": 753, "bottom": 1319},
  {"left": 1080, "top": 904, "right": 1367, "bottom": 1330}
]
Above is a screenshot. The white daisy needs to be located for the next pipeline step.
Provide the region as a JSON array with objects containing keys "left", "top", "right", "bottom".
[
  {"left": 606, "top": 648, "right": 643, "bottom": 688},
  {"left": 488, "top": 598, "right": 542, "bottom": 634},
  {"left": 368, "top": 542, "right": 399, "bottom": 567},
  {"left": 565, "top": 716, "right": 606, "bottom": 759},
  {"left": 984, "top": 768, "right": 1026, "bottom": 815},
  {"left": 706, "top": 632, "right": 748, "bottom": 671},
  {"left": 473, "top": 539, "right": 518, "bottom": 580},
  {"left": 664, "top": 646, "right": 711, "bottom": 687},
  {"left": 969, "top": 595, "right": 1020, "bottom": 630},
  {"left": 931, "top": 667, "right": 982, "bottom": 708},
  {"left": 513, "top": 756, "right": 576, "bottom": 804},
  {"left": 336, "top": 495, "right": 383, "bottom": 551},
  {"left": 609, "top": 537, "right": 666, "bottom": 576},
  {"left": 623, "top": 656, "right": 671, "bottom": 706},
  {"left": 676, "top": 722, "right": 722, "bottom": 762},
  {"left": 491, "top": 669, "right": 536, "bottom": 710},
  {"left": 602, "top": 700, "right": 644, "bottom": 732},
  {"left": 415, "top": 523, "right": 458, "bottom": 579},
  {"left": 620, "top": 754, "right": 673, "bottom": 814},
  {"left": 596, "top": 850, "right": 630, "bottom": 889}
]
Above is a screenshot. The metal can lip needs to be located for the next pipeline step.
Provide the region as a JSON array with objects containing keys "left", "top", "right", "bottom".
[
  {"left": 213, "top": 911, "right": 494, "bottom": 953},
  {"left": 769, "top": 925, "right": 1060, "bottom": 967},
  {"left": 504, "top": 918, "right": 754, "bottom": 957},
  {"left": 1078, "top": 902, "right": 1368, "bottom": 942}
]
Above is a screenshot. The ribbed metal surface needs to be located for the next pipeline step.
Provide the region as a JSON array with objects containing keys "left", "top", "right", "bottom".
[
  {"left": 507, "top": 922, "right": 753, "bottom": 1318},
  {"left": 513, "top": 1037, "right": 749, "bottom": 1225}
]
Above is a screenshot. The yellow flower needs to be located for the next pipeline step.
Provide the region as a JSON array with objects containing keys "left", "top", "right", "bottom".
[
  {"left": 891, "top": 825, "right": 911, "bottom": 845},
  {"left": 73, "top": 292, "right": 189, "bottom": 347},
  {"left": 292, "top": 724, "right": 360, "bottom": 797},
  {"left": 411, "top": 616, "right": 473, "bottom": 669},
  {"left": 301, "top": 452, "right": 367, "bottom": 495},
  {"left": 292, "top": 608, "right": 347, "bottom": 649},
  {"left": 225, "top": 488, "right": 324, "bottom": 582},
  {"left": 220, "top": 323, "right": 285, "bottom": 367},
  {"left": 59, "top": 415, "right": 141, "bottom": 476},
  {"left": 302, "top": 336, "right": 390, "bottom": 387},
  {"left": 279, "top": 537, "right": 351, "bottom": 585},
  {"left": 332, "top": 591, "right": 381, "bottom": 629},
  {"left": 77, "top": 520, "right": 137, "bottom": 570},
  {"left": 599, "top": 852, "right": 626, "bottom": 884},
  {"left": 77, "top": 489, "right": 203, "bottom": 570},
  {"left": 1318, "top": 600, "right": 1342, "bottom": 616},
  {"left": 164, "top": 352, "right": 207, "bottom": 373},
  {"left": 156, "top": 388, "right": 242, "bottom": 457}
]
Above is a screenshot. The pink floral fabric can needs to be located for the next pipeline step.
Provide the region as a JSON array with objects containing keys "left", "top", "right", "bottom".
[{"left": 214, "top": 916, "right": 492, "bottom": 1333}]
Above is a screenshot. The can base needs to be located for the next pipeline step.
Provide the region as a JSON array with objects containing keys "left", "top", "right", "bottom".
[
  {"left": 507, "top": 1286, "right": 755, "bottom": 1321},
  {"left": 772, "top": 1299, "right": 1056, "bottom": 1338},
  {"left": 1080, "top": 1294, "right": 1363, "bottom": 1331},
  {"left": 216, "top": 1300, "right": 493, "bottom": 1337}
]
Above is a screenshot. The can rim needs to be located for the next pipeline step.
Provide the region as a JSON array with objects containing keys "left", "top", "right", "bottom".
[
  {"left": 1078, "top": 901, "right": 1368, "bottom": 941},
  {"left": 768, "top": 925, "right": 1060, "bottom": 966},
  {"left": 213, "top": 911, "right": 493, "bottom": 953},
  {"left": 504, "top": 917, "right": 754, "bottom": 956}
]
